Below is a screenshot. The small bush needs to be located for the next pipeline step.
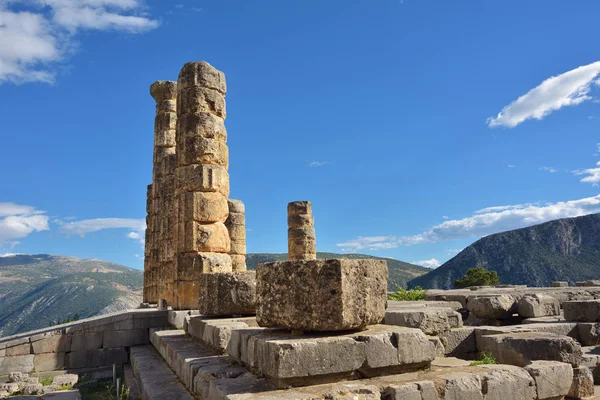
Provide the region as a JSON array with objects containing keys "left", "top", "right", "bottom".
[
  {"left": 470, "top": 352, "right": 498, "bottom": 366},
  {"left": 388, "top": 285, "right": 427, "bottom": 301},
  {"left": 455, "top": 266, "right": 499, "bottom": 289},
  {"left": 40, "top": 377, "right": 54, "bottom": 386}
]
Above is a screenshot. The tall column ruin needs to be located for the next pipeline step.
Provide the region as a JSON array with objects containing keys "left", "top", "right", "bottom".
[
  {"left": 226, "top": 199, "right": 247, "bottom": 271},
  {"left": 174, "top": 62, "right": 233, "bottom": 310},
  {"left": 287, "top": 201, "right": 316, "bottom": 260},
  {"left": 144, "top": 81, "right": 178, "bottom": 305}
]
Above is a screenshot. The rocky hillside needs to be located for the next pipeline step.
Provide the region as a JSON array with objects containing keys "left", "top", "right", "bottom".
[
  {"left": 247, "top": 252, "right": 428, "bottom": 291},
  {"left": 409, "top": 213, "right": 600, "bottom": 289},
  {"left": 0, "top": 254, "right": 142, "bottom": 337}
]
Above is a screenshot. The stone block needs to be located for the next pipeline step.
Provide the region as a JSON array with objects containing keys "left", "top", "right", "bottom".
[
  {"left": 287, "top": 214, "right": 314, "bottom": 229},
  {"left": 176, "top": 281, "right": 202, "bottom": 310},
  {"left": 476, "top": 364, "right": 537, "bottom": 400},
  {"left": 178, "top": 61, "right": 227, "bottom": 94},
  {"left": 0, "top": 355, "right": 35, "bottom": 374},
  {"left": 439, "top": 327, "right": 476, "bottom": 358},
  {"left": 467, "top": 295, "right": 517, "bottom": 319},
  {"left": 198, "top": 272, "right": 256, "bottom": 316},
  {"left": 33, "top": 352, "right": 65, "bottom": 372},
  {"left": 516, "top": 294, "right": 560, "bottom": 318},
  {"left": 552, "top": 281, "right": 569, "bottom": 287},
  {"left": 6, "top": 342, "right": 30, "bottom": 356},
  {"left": 230, "top": 239, "right": 246, "bottom": 255},
  {"left": 177, "top": 221, "right": 230, "bottom": 253},
  {"left": 52, "top": 374, "right": 78, "bottom": 386},
  {"left": 150, "top": 80, "right": 178, "bottom": 102},
  {"left": 179, "top": 191, "right": 229, "bottom": 224},
  {"left": 177, "top": 252, "right": 232, "bottom": 280},
  {"left": 65, "top": 348, "right": 128, "bottom": 369},
  {"left": 228, "top": 199, "right": 245, "bottom": 214},
  {"left": 186, "top": 317, "right": 254, "bottom": 353},
  {"left": 385, "top": 308, "right": 462, "bottom": 335},
  {"left": 578, "top": 323, "right": 600, "bottom": 346},
  {"left": 178, "top": 86, "right": 226, "bottom": 118},
  {"left": 256, "top": 258, "right": 387, "bottom": 331},
  {"left": 428, "top": 336, "right": 445, "bottom": 357},
  {"left": 156, "top": 99, "right": 176, "bottom": 113},
  {"left": 478, "top": 332, "right": 582, "bottom": 367},
  {"left": 175, "top": 164, "right": 230, "bottom": 197},
  {"left": 288, "top": 200, "right": 311, "bottom": 215},
  {"left": 568, "top": 366, "right": 594, "bottom": 399},
  {"left": 525, "top": 361, "right": 573, "bottom": 399},
  {"left": 103, "top": 329, "right": 148, "bottom": 348},
  {"left": 226, "top": 324, "right": 435, "bottom": 388},
  {"left": 564, "top": 300, "right": 600, "bottom": 322},
  {"left": 226, "top": 212, "right": 245, "bottom": 225},
  {"left": 177, "top": 113, "right": 227, "bottom": 142},
  {"left": 177, "top": 136, "right": 229, "bottom": 168},
  {"left": 432, "top": 372, "right": 483, "bottom": 400},
  {"left": 31, "top": 334, "right": 71, "bottom": 354}
]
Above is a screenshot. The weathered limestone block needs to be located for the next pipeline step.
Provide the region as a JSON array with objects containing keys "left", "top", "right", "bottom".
[
  {"left": 0, "top": 355, "right": 35, "bottom": 374},
  {"left": 385, "top": 308, "right": 462, "bottom": 335},
  {"left": 65, "top": 348, "right": 128, "bottom": 369},
  {"left": 478, "top": 332, "right": 582, "bottom": 367},
  {"left": 52, "top": 374, "right": 78, "bottom": 386},
  {"left": 22, "top": 383, "right": 43, "bottom": 395},
  {"left": 230, "top": 255, "right": 247, "bottom": 273},
  {"left": 33, "top": 352, "right": 65, "bottom": 372},
  {"left": 256, "top": 259, "right": 388, "bottom": 331},
  {"left": 177, "top": 252, "right": 232, "bottom": 280},
  {"left": 31, "top": 333, "right": 71, "bottom": 354},
  {"left": 476, "top": 364, "right": 537, "bottom": 400},
  {"left": 287, "top": 201, "right": 316, "bottom": 261},
  {"left": 439, "top": 327, "right": 477, "bottom": 358},
  {"left": 384, "top": 381, "right": 437, "bottom": 400},
  {"left": 175, "top": 164, "right": 230, "bottom": 197},
  {"left": 467, "top": 294, "right": 517, "bottom": 319},
  {"left": 525, "top": 361, "right": 573, "bottom": 399},
  {"left": 151, "top": 80, "right": 178, "bottom": 104},
  {"left": 578, "top": 322, "right": 600, "bottom": 346},
  {"left": 179, "top": 191, "right": 229, "bottom": 224},
  {"left": 428, "top": 336, "right": 446, "bottom": 357},
  {"left": 177, "top": 135, "right": 228, "bottom": 168},
  {"left": 432, "top": 372, "right": 483, "bottom": 400},
  {"left": 6, "top": 342, "right": 30, "bottom": 356},
  {"left": 517, "top": 294, "right": 560, "bottom": 318},
  {"left": 552, "top": 281, "right": 569, "bottom": 287},
  {"left": 568, "top": 366, "right": 594, "bottom": 399},
  {"left": 103, "top": 329, "right": 149, "bottom": 348},
  {"left": 177, "top": 113, "right": 227, "bottom": 142},
  {"left": 178, "top": 61, "right": 227, "bottom": 94},
  {"left": 564, "top": 299, "right": 600, "bottom": 322},
  {"left": 226, "top": 325, "right": 435, "bottom": 388},
  {"left": 226, "top": 199, "right": 247, "bottom": 272},
  {"left": 197, "top": 272, "right": 256, "bottom": 316},
  {"left": 177, "top": 221, "right": 230, "bottom": 253}
]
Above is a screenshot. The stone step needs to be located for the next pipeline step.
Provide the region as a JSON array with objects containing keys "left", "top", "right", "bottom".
[
  {"left": 148, "top": 329, "right": 272, "bottom": 399},
  {"left": 130, "top": 345, "right": 193, "bottom": 400}
]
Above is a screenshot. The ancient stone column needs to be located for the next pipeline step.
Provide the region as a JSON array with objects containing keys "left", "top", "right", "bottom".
[
  {"left": 143, "top": 183, "right": 154, "bottom": 303},
  {"left": 287, "top": 201, "right": 316, "bottom": 260},
  {"left": 149, "top": 81, "right": 178, "bottom": 305},
  {"left": 174, "top": 61, "right": 232, "bottom": 310},
  {"left": 226, "top": 199, "right": 247, "bottom": 272}
]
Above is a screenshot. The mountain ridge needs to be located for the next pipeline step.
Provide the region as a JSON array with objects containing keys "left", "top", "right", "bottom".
[{"left": 408, "top": 213, "right": 600, "bottom": 289}]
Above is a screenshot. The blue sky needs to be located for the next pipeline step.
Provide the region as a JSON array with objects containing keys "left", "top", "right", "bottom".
[{"left": 1, "top": 0, "right": 600, "bottom": 270}]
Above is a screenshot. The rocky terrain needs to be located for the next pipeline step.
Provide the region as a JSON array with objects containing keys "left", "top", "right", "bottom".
[
  {"left": 247, "top": 252, "right": 429, "bottom": 291},
  {"left": 0, "top": 254, "right": 143, "bottom": 337},
  {"left": 409, "top": 213, "right": 600, "bottom": 289}
]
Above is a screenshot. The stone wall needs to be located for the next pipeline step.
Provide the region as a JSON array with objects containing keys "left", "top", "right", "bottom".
[{"left": 0, "top": 310, "right": 168, "bottom": 375}]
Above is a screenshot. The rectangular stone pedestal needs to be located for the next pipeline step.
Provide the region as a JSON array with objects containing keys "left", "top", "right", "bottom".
[
  {"left": 198, "top": 271, "right": 256, "bottom": 316},
  {"left": 226, "top": 324, "right": 435, "bottom": 388}
]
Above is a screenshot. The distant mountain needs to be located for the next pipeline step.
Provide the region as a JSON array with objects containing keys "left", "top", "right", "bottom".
[
  {"left": 246, "top": 252, "right": 429, "bottom": 291},
  {"left": 0, "top": 254, "right": 142, "bottom": 337},
  {"left": 408, "top": 213, "right": 600, "bottom": 290}
]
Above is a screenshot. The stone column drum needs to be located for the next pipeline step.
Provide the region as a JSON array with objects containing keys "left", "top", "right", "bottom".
[
  {"left": 150, "top": 81, "right": 178, "bottom": 305},
  {"left": 174, "top": 61, "right": 233, "bottom": 310},
  {"left": 287, "top": 201, "right": 316, "bottom": 261},
  {"left": 226, "top": 199, "right": 247, "bottom": 272}
]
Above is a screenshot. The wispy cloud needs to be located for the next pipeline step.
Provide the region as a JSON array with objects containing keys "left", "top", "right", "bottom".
[
  {"left": 413, "top": 258, "right": 440, "bottom": 268},
  {"left": 0, "top": 0, "right": 159, "bottom": 84},
  {"left": 539, "top": 166, "right": 558, "bottom": 173},
  {"left": 446, "top": 248, "right": 463, "bottom": 256},
  {"left": 0, "top": 202, "right": 49, "bottom": 247},
  {"left": 308, "top": 161, "right": 331, "bottom": 168},
  {"left": 573, "top": 162, "right": 600, "bottom": 186},
  {"left": 508, "top": 164, "right": 516, "bottom": 168},
  {"left": 60, "top": 218, "right": 145, "bottom": 235},
  {"left": 337, "top": 194, "right": 600, "bottom": 251},
  {"left": 487, "top": 61, "right": 600, "bottom": 128}
]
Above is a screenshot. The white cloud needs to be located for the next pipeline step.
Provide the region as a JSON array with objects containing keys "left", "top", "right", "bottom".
[
  {"left": 573, "top": 161, "right": 600, "bottom": 186},
  {"left": 508, "top": 164, "right": 516, "bottom": 168},
  {"left": 413, "top": 258, "right": 440, "bottom": 268},
  {"left": 61, "top": 218, "right": 145, "bottom": 235},
  {"left": 487, "top": 61, "right": 600, "bottom": 128},
  {"left": 308, "top": 161, "right": 331, "bottom": 168},
  {"left": 127, "top": 230, "right": 144, "bottom": 246},
  {"left": 0, "top": 202, "right": 49, "bottom": 246},
  {"left": 539, "top": 166, "right": 558, "bottom": 173},
  {"left": 0, "top": 0, "right": 158, "bottom": 84},
  {"left": 446, "top": 248, "right": 463, "bottom": 256},
  {"left": 337, "top": 194, "right": 600, "bottom": 251},
  {"left": 442, "top": 216, "right": 449, "bottom": 219},
  {"left": 0, "top": 253, "right": 20, "bottom": 257}
]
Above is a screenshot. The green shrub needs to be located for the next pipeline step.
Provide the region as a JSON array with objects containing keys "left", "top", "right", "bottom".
[
  {"left": 388, "top": 285, "right": 427, "bottom": 301},
  {"left": 40, "top": 377, "right": 54, "bottom": 386},
  {"left": 454, "top": 266, "right": 499, "bottom": 289},
  {"left": 470, "top": 352, "right": 498, "bottom": 366}
]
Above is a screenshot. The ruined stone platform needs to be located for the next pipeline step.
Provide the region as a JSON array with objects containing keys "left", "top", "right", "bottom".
[{"left": 226, "top": 324, "right": 436, "bottom": 388}]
